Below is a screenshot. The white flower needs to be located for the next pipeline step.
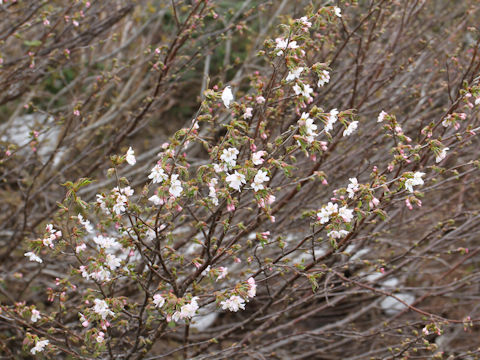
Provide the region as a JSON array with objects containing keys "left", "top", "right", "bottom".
[
  {"left": 338, "top": 206, "right": 354, "bottom": 223},
  {"left": 222, "top": 86, "right": 234, "bottom": 108},
  {"left": 221, "top": 295, "right": 246, "bottom": 312},
  {"left": 435, "top": 147, "right": 449, "bottom": 163},
  {"left": 299, "top": 16, "right": 312, "bottom": 30},
  {"left": 317, "top": 208, "right": 331, "bottom": 224},
  {"left": 96, "top": 332, "right": 105, "bottom": 343},
  {"left": 208, "top": 178, "right": 219, "bottom": 206},
  {"left": 343, "top": 121, "right": 358, "bottom": 136},
  {"left": 31, "top": 339, "right": 49, "bottom": 354},
  {"left": 93, "top": 235, "right": 118, "bottom": 249},
  {"left": 325, "top": 108, "right": 339, "bottom": 132},
  {"left": 75, "top": 243, "right": 87, "bottom": 253},
  {"left": 252, "top": 150, "right": 266, "bottom": 165},
  {"left": 125, "top": 147, "right": 136, "bottom": 165},
  {"left": 317, "top": 202, "right": 338, "bottom": 224},
  {"left": 377, "top": 110, "right": 388, "bottom": 123},
  {"left": 173, "top": 297, "right": 199, "bottom": 321},
  {"left": 293, "top": 82, "right": 314, "bottom": 101},
  {"left": 243, "top": 107, "right": 253, "bottom": 119},
  {"left": 31, "top": 309, "right": 41, "bottom": 323},
  {"left": 404, "top": 171, "right": 425, "bottom": 193},
  {"left": 251, "top": 169, "right": 270, "bottom": 192},
  {"left": 77, "top": 214, "right": 93, "bottom": 233},
  {"left": 24, "top": 252, "right": 42, "bottom": 263},
  {"left": 105, "top": 253, "right": 121, "bottom": 270},
  {"left": 334, "top": 6, "right": 342, "bottom": 18},
  {"left": 247, "top": 277, "right": 256, "bottom": 298},
  {"left": 299, "top": 112, "right": 317, "bottom": 143},
  {"left": 475, "top": 97, "right": 480, "bottom": 105},
  {"left": 226, "top": 171, "right": 246, "bottom": 191},
  {"left": 148, "top": 164, "right": 168, "bottom": 183},
  {"left": 169, "top": 174, "right": 183, "bottom": 198},
  {"left": 149, "top": 194, "right": 163, "bottom": 205},
  {"left": 275, "top": 38, "right": 298, "bottom": 56},
  {"left": 220, "top": 147, "right": 239, "bottom": 168},
  {"left": 328, "top": 230, "right": 349, "bottom": 239},
  {"left": 153, "top": 294, "right": 165, "bottom": 308},
  {"left": 346, "top": 177, "right": 359, "bottom": 198},
  {"left": 216, "top": 267, "right": 228, "bottom": 281},
  {"left": 286, "top": 67, "right": 304, "bottom": 82},
  {"left": 317, "top": 70, "right": 330, "bottom": 87},
  {"left": 93, "top": 299, "right": 114, "bottom": 320},
  {"left": 91, "top": 267, "right": 111, "bottom": 282}
]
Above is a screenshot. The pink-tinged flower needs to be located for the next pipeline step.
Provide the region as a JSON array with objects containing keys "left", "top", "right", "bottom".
[
  {"left": 216, "top": 267, "right": 228, "bottom": 281},
  {"left": 317, "top": 70, "right": 330, "bottom": 87},
  {"left": 256, "top": 96, "right": 266, "bottom": 104},
  {"left": 227, "top": 203, "right": 236, "bottom": 212},
  {"left": 298, "top": 16, "right": 312, "bottom": 31},
  {"left": 221, "top": 86, "right": 234, "bottom": 108},
  {"left": 293, "top": 82, "right": 314, "bottom": 102},
  {"left": 79, "top": 313, "right": 89, "bottom": 327},
  {"left": 243, "top": 107, "right": 253, "bottom": 119},
  {"left": 93, "top": 299, "right": 114, "bottom": 320},
  {"left": 221, "top": 295, "right": 246, "bottom": 312},
  {"left": 338, "top": 206, "right": 354, "bottom": 223},
  {"left": 369, "top": 197, "right": 380, "bottom": 208},
  {"left": 153, "top": 294, "right": 165, "bottom": 308},
  {"left": 31, "top": 309, "right": 41, "bottom": 323},
  {"left": 96, "top": 331, "right": 105, "bottom": 343},
  {"left": 226, "top": 171, "right": 246, "bottom": 191},
  {"left": 252, "top": 150, "right": 266, "bottom": 165},
  {"left": 247, "top": 277, "right": 256, "bottom": 298},
  {"left": 377, "top": 110, "right": 388, "bottom": 123}
]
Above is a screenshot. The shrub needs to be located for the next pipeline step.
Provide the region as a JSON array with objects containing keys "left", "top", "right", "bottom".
[{"left": 1, "top": 1, "right": 480, "bottom": 358}]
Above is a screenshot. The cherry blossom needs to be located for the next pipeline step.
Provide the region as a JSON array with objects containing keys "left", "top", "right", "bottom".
[
  {"left": 404, "top": 172, "right": 425, "bottom": 193},
  {"left": 251, "top": 169, "right": 270, "bottom": 192},
  {"left": 169, "top": 174, "right": 183, "bottom": 198},
  {"left": 24, "top": 252, "right": 42, "bottom": 263},
  {"left": 148, "top": 164, "right": 168, "bottom": 183},
  {"left": 346, "top": 178, "right": 359, "bottom": 198},
  {"left": 247, "top": 277, "right": 257, "bottom": 298},
  {"left": 252, "top": 150, "right": 266, "bottom": 165},
  {"left": 377, "top": 110, "right": 388, "bottom": 123},
  {"left": 226, "top": 171, "right": 246, "bottom": 191},
  {"left": 153, "top": 294, "right": 165, "bottom": 308},
  {"left": 93, "top": 299, "right": 114, "bottom": 320},
  {"left": 220, "top": 147, "right": 239, "bottom": 168},
  {"left": 221, "top": 295, "right": 245, "bottom": 312},
  {"left": 31, "top": 339, "right": 49, "bottom": 355},
  {"left": 286, "top": 67, "right": 304, "bottom": 82},
  {"left": 317, "top": 70, "right": 330, "bottom": 87},
  {"left": 343, "top": 121, "right": 358, "bottom": 137},
  {"left": 221, "top": 86, "right": 234, "bottom": 108},
  {"left": 436, "top": 147, "right": 449, "bottom": 163},
  {"left": 125, "top": 147, "right": 136, "bottom": 165}
]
